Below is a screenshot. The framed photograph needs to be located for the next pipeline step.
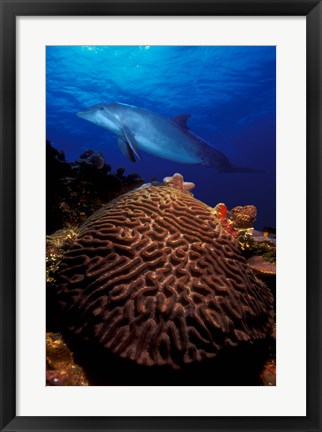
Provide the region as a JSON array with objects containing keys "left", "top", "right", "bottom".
[{"left": 1, "top": 1, "right": 321, "bottom": 431}]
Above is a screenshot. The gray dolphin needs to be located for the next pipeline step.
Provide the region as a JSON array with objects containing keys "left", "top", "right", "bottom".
[{"left": 77, "top": 102, "right": 258, "bottom": 172}]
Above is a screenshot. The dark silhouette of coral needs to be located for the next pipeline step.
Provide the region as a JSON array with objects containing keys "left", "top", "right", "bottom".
[
  {"left": 46, "top": 140, "right": 144, "bottom": 234},
  {"left": 57, "top": 183, "right": 274, "bottom": 369}
]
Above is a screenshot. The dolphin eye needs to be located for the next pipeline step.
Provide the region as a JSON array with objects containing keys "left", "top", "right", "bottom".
[{"left": 98, "top": 106, "right": 104, "bottom": 110}]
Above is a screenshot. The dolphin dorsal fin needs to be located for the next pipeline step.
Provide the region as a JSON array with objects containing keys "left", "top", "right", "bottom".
[{"left": 171, "top": 113, "right": 191, "bottom": 128}]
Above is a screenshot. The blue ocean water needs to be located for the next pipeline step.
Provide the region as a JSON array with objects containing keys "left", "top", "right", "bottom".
[{"left": 46, "top": 46, "right": 276, "bottom": 229}]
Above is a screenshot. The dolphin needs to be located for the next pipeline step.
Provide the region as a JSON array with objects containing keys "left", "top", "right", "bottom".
[{"left": 77, "top": 102, "right": 258, "bottom": 172}]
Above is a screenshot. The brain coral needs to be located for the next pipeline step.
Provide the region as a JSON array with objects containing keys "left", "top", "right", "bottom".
[{"left": 57, "top": 183, "right": 274, "bottom": 369}]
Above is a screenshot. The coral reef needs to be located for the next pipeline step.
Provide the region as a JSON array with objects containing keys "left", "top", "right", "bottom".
[
  {"left": 46, "top": 228, "right": 78, "bottom": 284},
  {"left": 46, "top": 140, "right": 144, "bottom": 234},
  {"left": 245, "top": 233, "right": 276, "bottom": 279},
  {"left": 46, "top": 228, "right": 79, "bottom": 332},
  {"left": 259, "top": 359, "right": 276, "bottom": 386},
  {"left": 247, "top": 256, "right": 276, "bottom": 277},
  {"left": 76, "top": 149, "right": 105, "bottom": 170},
  {"left": 163, "top": 173, "right": 195, "bottom": 195},
  {"left": 56, "top": 180, "right": 274, "bottom": 369},
  {"left": 213, "top": 203, "right": 238, "bottom": 239},
  {"left": 46, "top": 332, "right": 88, "bottom": 386},
  {"left": 213, "top": 203, "right": 257, "bottom": 248},
  {"left": 213, "top": 203, "right": 276, "bottom": 264},
  {"left": 262, "top": 226, "right": 276, "bottom": 238},
  {"left": 259, "top": 321, "right": 276, "bottom": 385},
  {"left": 251, "top": 232, "right": 276, "bottom": 258},
  {"left": 229, "top": 205, "right": 257, "bottom": 229}
]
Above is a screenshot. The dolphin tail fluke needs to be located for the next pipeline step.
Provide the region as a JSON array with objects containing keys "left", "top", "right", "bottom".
[
  {"left": 201, "top": 148, "right": 264, "bottom": 173},
  {"left": 220, "top": 164, "right": 265, "bottom": 173}
]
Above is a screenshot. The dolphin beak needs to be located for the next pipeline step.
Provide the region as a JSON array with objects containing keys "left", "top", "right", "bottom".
[
  {"left": 77, "top": 108, "right": 98, "bottom": 120},
  {"left": 77, "top": 109, "right": 99, "bottom": 125}
]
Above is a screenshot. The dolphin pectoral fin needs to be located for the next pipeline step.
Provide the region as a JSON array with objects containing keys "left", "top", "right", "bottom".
[
  {"left": 117, "top": 138, "right": 136, "bottom": 162},
  {"left": 171, "top": 113, "right": 191, "bottom": 128},
  {"left": 122, "top": 126, "right": 143, "bottom": 161}
]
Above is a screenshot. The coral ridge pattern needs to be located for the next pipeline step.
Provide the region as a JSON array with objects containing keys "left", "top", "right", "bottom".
[{"left": 57, "top": 184, "right": 274, "bottom": 369}]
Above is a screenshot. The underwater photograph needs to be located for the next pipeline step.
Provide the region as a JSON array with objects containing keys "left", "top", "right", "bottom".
[{"left": 46, "top": 45, "right": 276, "bottom": 386}]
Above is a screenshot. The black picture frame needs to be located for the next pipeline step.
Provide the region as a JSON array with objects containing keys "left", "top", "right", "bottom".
[{"left": 1, "top": 0, "right": 321, "bottom": 431}]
